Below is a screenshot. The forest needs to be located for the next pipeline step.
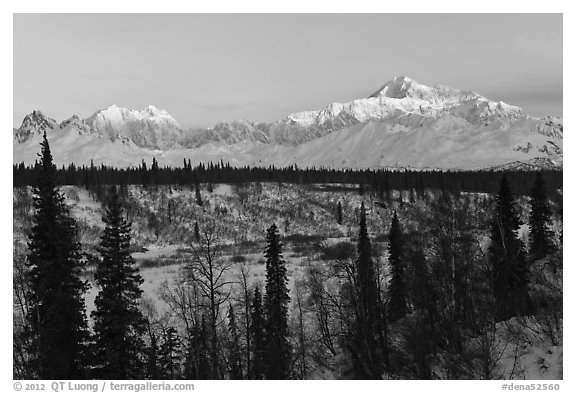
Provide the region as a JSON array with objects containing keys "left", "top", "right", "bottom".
[
  {"left": 13, "top": 133, "right": 563, "bottom": 380},
  {"left": 13, "top": 157, "right": 562, "bottom": 200}
]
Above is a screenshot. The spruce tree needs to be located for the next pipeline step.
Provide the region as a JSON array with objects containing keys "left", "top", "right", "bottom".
[
  {"left": 145, "top": 330, "right": 160, "bottom": 379},
  {"left": 159, "top": 327, "right": 182, "bottom": 379},
  {"left": 388, "top": 211, "right": 407, "bottom": 322},
  {"left": 489, "top": 175, "right": 532, "bottom": 321},
  {"left": 250, "top": 287, "right": 265, "bottom": 380},
  {"left": 194, "top": 221, "right": 201, "bottom": 242},
  {"left": 263, "top": 224, "right": 291, "bottom": 379},
  {"left": 151, "top": 157, "right": 159, "bottom": 171},
  {"left": 195, "top": 183, "right": 203, "bottom": 206},
  {"left": 184, "top": 316, "right": 211, "bottom": 380},
  {"left": 150, "top": 157, "right": 159, "bottom": 186},
  {"left": 529, "top": 173, "right": 555, "bottom": 261},
  {"left": 26, "top": 131, "right": 89, "bottom": 379},
  {"left": 227, "top": 305, "right": 243, "bottom": 379},
  {"left": 92, "top": 186, "right": 147, "bottom": 379},
  {"left": 352, "top": 202, "right": 385, "bottom": 379},
  {"left": 337, "top": 201, "right": 343, "bottom": 225}
]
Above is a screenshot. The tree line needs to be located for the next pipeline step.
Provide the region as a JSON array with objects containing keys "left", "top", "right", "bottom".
[{"left": 13, "top": 158, "right": 562, "bottom": 201}]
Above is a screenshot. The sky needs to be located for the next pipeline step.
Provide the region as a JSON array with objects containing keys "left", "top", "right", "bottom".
[{"left": 13, "top": 13, "right": 563, "bottom": 128}]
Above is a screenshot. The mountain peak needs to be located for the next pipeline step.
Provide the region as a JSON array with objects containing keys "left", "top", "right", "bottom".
[
  {"left": 369, "top": 76, "right": 417, "bottom": 99},
  {"left": 87, "top": 104, "right": 177, "bottom": 124},
  {"left": 139, "top": 105, "right": 174, "bottom": 120},
  {"left": 31, "top": 109, "right": 46, "bottom": 117},
  {"left": 141, "top": 105, "right": 162, "bottom": 114},
  {"left": 15, "top": 110, "right": 59, "bottom": 143},
  {"left": 20, "top": 110, "right": 57, "bottom": 127},
  {"left": 369, "top": 76, "right": 481, "bottom": 103}
]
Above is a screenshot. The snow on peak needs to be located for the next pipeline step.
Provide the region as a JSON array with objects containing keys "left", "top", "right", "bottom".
[
  {"left": 22, "top": 110, "right": 56, "bottom": 126},
  {"left": 369, "top": 75, "right": 416, "bottom": 99},
  {"left": 284, "top": 76, "right": 526, "bottom": 129},
  {"left": 15, "top": 110, "right": 59, "bottom": 142},
  {"left": 87, "top": 104, "right": 179, "bottom": 127},
  {"left": 88, "top": 105, "right": 133, "bottom": 125},
  {"left": 82, "top": 105, "right": 183, "bottom": 149},
  {"left": 140, "top": 105, "right": 173, "bottom": 119},
  {"left": 369, "top": 76, "right": 481, "bottom": 103}
]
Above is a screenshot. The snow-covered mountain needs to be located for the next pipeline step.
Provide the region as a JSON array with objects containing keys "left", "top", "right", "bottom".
[
  {"left": 281, "top": 76, "right": 526, "bottom": 132},
  {"left": 85, "top": 105, "right": 187, "bottom": 150},
  {"left": 14, "top": 110, "right": 60, "bottom": 143},
  {"left": 13, "top": 76, "right": 563, "bottom": 170}
]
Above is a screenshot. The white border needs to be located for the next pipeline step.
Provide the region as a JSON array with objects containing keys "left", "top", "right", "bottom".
[{"left": 3, "top": 2, "right": 572, "bottom": 391}]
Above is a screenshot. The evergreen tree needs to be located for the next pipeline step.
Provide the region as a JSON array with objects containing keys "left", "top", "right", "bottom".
[
  {"left": 489, "top": 175, "right": 532, "bottom": 321},
  {"left": 195, "top": 183, "right": 203, "bottom": 206},
  {"left": 194, "top": 221, "right": 200, "bottom": 242},
  {"left": 150, "top": 157, "right": 159, "bottom": 186},
  {"left": 352, "top": 202, "right": 385, "bottom": 379},
  {"left": 183, "top": 316, "right": 211, "bottom": 380},
  {"left": 529, "top": 173, "right": 555, "bottom": 261},
  {"left": 92, "top": 186, "right": 147, "bottom": 379},
  {"left": 151, "top": 157, "right": 159, "bottom": 171},
  {"left": 159, "top": 327, "right": 182, "bottom": 379},
  {"left": 263, "top": 224, "right": 291, "bottom": 379},
  {"left": 407, "top": 245, "right": 434, "bottom": 313},
  {"left": 140, "top": 159, "right": 149, "bottom": 186},
  {"left": 250, "top": 287, "right": 265, "bottom": 380},
  {"left": 337, "top": 201, "right": 343, "bottom": 225},
  {"left": 145, "top": 329, "right": 160, "bottom": 379},
  {"left": 26, "top": 131, "right": 89, "bottom": 379},
  {"left": 388, "top": 211, "right": 407, "bottom": 321},
  {"left": 227, "top": 305, "right": 243, "bottom": 379}
]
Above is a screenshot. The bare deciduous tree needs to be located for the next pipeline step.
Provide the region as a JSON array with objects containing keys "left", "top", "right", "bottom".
[{"left": 185, "top": 222, "right": 234, "bottom": 379}]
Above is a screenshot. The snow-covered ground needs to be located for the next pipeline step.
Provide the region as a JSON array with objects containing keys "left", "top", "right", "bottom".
[{"left": 13, "top": 183, "right": 562, "bottom": 379}]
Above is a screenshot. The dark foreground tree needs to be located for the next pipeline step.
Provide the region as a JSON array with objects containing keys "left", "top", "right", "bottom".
[
  {"left": 250, "top": 286, "right": 265, "bottom": 379},
  {"left": 337, "top": 201, "right": 343, "bottom": 225},
  {"left": 195, "top": 182, "right": 203, "bottom": 206},
  {"left": 529, "top": 173, "right": 556, "bottom": 261},
  {"left": 183, "top": 315, "right": 211, "bottom": 380},
  {"left": 194, "top": 221, "right": 200, "bottom": 242},
  {"left": 159, "top": 327, "right": 182, "bottom": 379},
  {"left": 26, "top": 132, "right": 89, "bottom": 379},
  {"left": 489, "top": 176, "right": 532, "bottom": 321},
  {"left": 263, "top": 224, "right": 291, "bottom": 379},
  {"left": 227, "top": 305, "right": 243, "bottom": 379},
  {"left": 387, "top": 211, "right": 407, "bottom": 322},
  {"left": 351, "top": 203, "right": 385, "bottom": 379},
  {"left": 92, "top": 186, "right": 147, "bottom": 379}
]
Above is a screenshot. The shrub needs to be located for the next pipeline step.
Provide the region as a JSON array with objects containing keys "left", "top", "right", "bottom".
[
  {"left": 320, "top": 241, "right": 355, "bottom": 261},
  {"left": 231, "top": 254, "right": 247, "bottom": 263}
]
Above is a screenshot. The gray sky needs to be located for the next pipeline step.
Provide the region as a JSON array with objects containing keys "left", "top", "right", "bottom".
[{"left": 13, "top": 13, "right": 562, "bottom": 128}]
